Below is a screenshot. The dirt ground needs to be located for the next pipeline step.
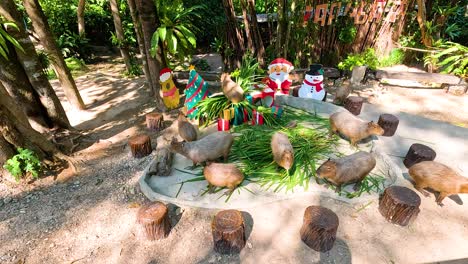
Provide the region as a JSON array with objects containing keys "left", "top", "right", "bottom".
[{"left": 0, "top": 57, "right": 467, "bottom": 264}]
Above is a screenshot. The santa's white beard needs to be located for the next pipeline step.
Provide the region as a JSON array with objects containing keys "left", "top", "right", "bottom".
[{"left": 269, "top": 71, "right": 287, "bottom": 84}]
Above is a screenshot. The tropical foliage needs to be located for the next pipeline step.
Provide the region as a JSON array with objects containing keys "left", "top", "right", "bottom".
[
  {"left": 3, "top": 148, "right": 42, "bottom": 181},
  {"left": 150, "top": 0, "right": 203, "bottom": 62},
  {"left": 425, "top": 41, "right": 468, "bottom": 78},
  {"left": 0, "top": 18, "right": 24, "bottom": 59}
]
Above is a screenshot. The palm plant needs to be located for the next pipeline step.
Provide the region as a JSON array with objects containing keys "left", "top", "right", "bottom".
[
  {"left": 150, "top": 0, "right": 204, "bottom": 63},
  {"left": 0, "top": 17, "right": 24, "bottom": 60},
  {"left": 425, "top": 41, "right": 468, "bottom": 78}
]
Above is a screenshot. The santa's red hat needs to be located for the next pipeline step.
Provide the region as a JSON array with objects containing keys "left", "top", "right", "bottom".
[
  {"left": 160, "top": 68, "right": 172, "bottom": 82},
  {"left": 268, "top": 58, "right": 294, "bottom": 71}
]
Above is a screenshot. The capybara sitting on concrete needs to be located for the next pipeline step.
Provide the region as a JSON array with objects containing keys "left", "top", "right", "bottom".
[
  {"left": 329, "top": 111, "right": 384, "bottom": 146},
  {"left": 203, "top": 162, "right": 244, "bottom": 193},
  {"left": 316, "top": 151, "right": 376, "bottom": 192},
  {"left": 170, "top": 131, "right": 234, "bottom": 166}
]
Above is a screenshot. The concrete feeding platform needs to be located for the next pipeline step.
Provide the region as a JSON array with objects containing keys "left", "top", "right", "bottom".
[{"left": 139, "top": 96, "right": 404, "bottom": 209}]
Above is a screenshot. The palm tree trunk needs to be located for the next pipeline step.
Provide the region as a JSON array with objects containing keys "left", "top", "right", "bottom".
[
  {"left": 241, "top": 0, "right": 254, "bottom": 53},
  {"left": 127, "top": 0, "right": 151, "bottom": 82},
  {"left": 276, "top": 0, "right": 287, "bottom": 57},
  {"left": 135, "top": 0, "right": 164, "bottom": 108},
  {"left": 0, "top": 0, "right": 71, "bottom": 129},
  {"left": 416, "top": 0, "right": 432, "bottom": 47},
  {"left": 109, "top": 0, "right": 133, "bottom": 72},
  {"left": 23, "top": 0, "right": 86, "bottom": 110},
  {"left": 77, "top": 0, "right": 86, "bottom": 37}
]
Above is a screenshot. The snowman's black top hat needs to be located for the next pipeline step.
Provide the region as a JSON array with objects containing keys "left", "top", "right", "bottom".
[{"left": 306, "top": 64, "right": 324, "bottom": 75}]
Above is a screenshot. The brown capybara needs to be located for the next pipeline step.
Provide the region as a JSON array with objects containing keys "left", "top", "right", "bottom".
[
  {"left": 329, "top": 111, "right": 384, "bottom": 146},
  {"left": 203, "top": 162, "right": 244, "bottom": 193},
  {"left": 178, "top": 112, "right": 197, "bottom": 142},
  {"left": 221, "top": 73, "right": 244, "bottom": 103},
  {"left": 409, "top": 161, "right": 468, "bottom": 206},
  {"left": 333, "top": 80, "right": 351, "bottom": 105},
  {"left": 271, "top": 132, "right": 294, "bottom": 171},
  {"left": 169, "top": 131, "right": 234, "bottom": 166},
  {"left": 316, "top": 151, "right": 376, "bottom": 192}
]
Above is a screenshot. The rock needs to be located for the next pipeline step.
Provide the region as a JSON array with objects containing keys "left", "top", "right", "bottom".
[
  {"left": 74, "top": 181, "right": 80, "bottom": 185},
  {"left": 175, "top": 207, "right": 183, "bottom": 215},
  {"left": 442, "top": 83, "right": 467, "bottom": 96},
  {"left": 129, "top": 188, "right": 136, "bottom": 195},
  {"left": 19, "top": 210, "right": 26, "bottom": 214},
  {"left": 351, "top": 66, "right": 367, "bottom": 85},
  {"left": 4, "top": 197, "right": 12, "bottom": 204},
  {"left": 247, "top": 241, "right": 253, "bottom": 249},
  {"left": 49, "top": 243, "right": 55, "bottom": 248}
]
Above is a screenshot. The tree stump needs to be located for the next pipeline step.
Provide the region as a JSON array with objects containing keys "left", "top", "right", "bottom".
[
  {"left": 300, "top": 206, "right": 339, "bottom": 252},
  {"left": 146, "top": 112, "right": 164, "bottom": 131},
  {"left": 344, "top": 96, "right": 364, "bottom": 115},
  {"left": 377, "top": 114, "right": 399, "bottom": 136},
  {"left": 379, "top": 186, "right": 421, "bottom": 226},
  {"left": 403, "top": 143, "right": 436, "bottom": 168},
  {"left": 129, "top": 134, "right": 152, "bottom": 158},
  {"left": 211, "top": 210, "right": 246, "bottom": 254},
  {"left": 137, "top": 201, "right": 172, "bottom": 240}
]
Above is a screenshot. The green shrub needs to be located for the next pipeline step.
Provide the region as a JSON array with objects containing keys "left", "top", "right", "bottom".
[
  {"left": 338, "top": 48, "right": 378, "bottom": 71},
  {"left": 425, "top": 41, "right": 468, "bottom": 78},
  {"left": 3, "top": 148, "right": 42, "bottom": 182},
  {"left": 379, "top": 49, "right": 405, "bottom": 67}
]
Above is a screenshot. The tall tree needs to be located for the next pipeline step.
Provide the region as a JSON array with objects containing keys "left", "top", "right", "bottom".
[
  {"left": 0, "top": 0, "right": 71, "bottom": 129},
  {"left": 416, "top": 0, "right": 432, "bottom": 47},
  {"left": 127, "top": 0, "right": 151, "bottom": 83},
  {"left": 276, "top": 0, "right": 287, "bottom": 57},
  {"left": 247, "top": 0, "right": 265, "bottom": 66},
  {"left": 222, "top": 0, "right": 245, "bottom": 70},
  {"left": 135, "top": 0, "right": 164, "bottom": 108},
  {"left": 77, "top": 0, "right": 86, "bottom": 37},
  {"left": 241, "top": 0, "right": 254, "bottom": 53},
  {"left": 109, "top": 0, "right": 133, "bottom": 72},
  {"left": 23, "top": 0, "right": 86, "bottom": 110}
]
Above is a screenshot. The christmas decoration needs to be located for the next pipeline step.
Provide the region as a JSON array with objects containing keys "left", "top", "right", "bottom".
[
  {"left": 251, "top": 110, "right": 264, "bottom": 125},
  {"left": 266, "top": 58, "right": 294, "bottom": 95},
  {"left": 298, "top": 64, "right": 327, "bottom": 101},
  {"left": 217, "top": 118, "right": 230, "bottom": 131},
  {"left": 184, "top": 66, "right": 210, "bottom": 119},
  {"left": 159, "top": 68, "right": 180, "bottom": 109},
  {"left": 271, "top": 105, "right": 284, "bottom": 118}
]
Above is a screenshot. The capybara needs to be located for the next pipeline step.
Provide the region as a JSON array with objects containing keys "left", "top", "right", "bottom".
[
  {"left": 409, "top": 161, "right": 468, "bottom": 206},
  {"left": 316, "top": 151, "right": 376, "bottom": 192},
  {"left": 178, "top": 112, "right": 197, "bottom": 142},
  {"left": 170, "top": 131, "right": 234, "bottom": 166},
  {"left": 271, "top": 132, "right": 294, "bottom": 171},
  {"left": 329, "top": 111, "right": 384, "bottom": 146},
  {"left": 203, "top": 162, "right": 244, "bottom": 193},
  {"left": 333, "top": 80, "right": 351, "bottom": 105},
  {"left": 221, "top": 73, "right": 244, "bottom": 103}
]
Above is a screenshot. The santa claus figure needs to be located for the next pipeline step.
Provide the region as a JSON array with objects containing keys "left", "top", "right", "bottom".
[
  {"left": 266, "top": 58, "right": 294, "bottom": 95},
  {"left": 298, "top": 64, "right": 327, "bottom": 101}
]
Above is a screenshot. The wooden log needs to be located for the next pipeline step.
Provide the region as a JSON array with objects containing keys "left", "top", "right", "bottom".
[
  {"left": 146, "top": 112, "right": 164, "bottom": 131},
  {"left": 378, "top": 114, "right": 399, "bottom": 136},
  {"left": 137, "top": 201, "right": 172, "bottom": 240},
  {"left": 129, "top": 134, "right": 152, "bottom": 158},
  {"left": 344, "top": 96, "right": 364, "bottom": 115},
  {"left": 148, "top": 147, "right": 173, "bottom": 176},
  {"left": 375, "top": 70, "right": 461, "bottom": 85},
  {"left": 211, "top": 209, "right": 246, "bottom": 254},
  {"left": 300, "top": 206, "right": 339, "bottom": 252},
  {"left": 379, "top": 186, "right": 421, "bottom": 226},
  {"left": 403, "top": 143, "right": 436, "bottom": 168}
]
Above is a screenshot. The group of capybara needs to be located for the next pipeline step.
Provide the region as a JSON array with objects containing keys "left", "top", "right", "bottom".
[{"left": 169, "top": 108, "right": 467, "bottom": 206}]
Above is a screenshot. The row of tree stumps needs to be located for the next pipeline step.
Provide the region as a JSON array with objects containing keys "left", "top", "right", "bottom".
[{"left": 127, "top": 112, "right": 164, "bottom": 158}]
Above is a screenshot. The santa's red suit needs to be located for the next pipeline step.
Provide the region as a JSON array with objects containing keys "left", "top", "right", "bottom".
[{"left": 265, "top": 77, "right": 292, "bottom": 95}]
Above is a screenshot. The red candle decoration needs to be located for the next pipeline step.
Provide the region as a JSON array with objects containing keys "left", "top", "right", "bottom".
[
  {"left": 251, "top": 110, "right": 264, "bottom": 125},
  {"left": 217, "top": 118, "right": 230, "bottom": 131}
]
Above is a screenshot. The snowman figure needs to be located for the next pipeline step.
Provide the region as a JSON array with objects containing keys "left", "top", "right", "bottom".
[{"left": 298, "top": 64, "right": 327, "bottom": 101}]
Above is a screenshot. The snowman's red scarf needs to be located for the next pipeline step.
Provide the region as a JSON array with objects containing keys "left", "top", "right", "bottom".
[{"left": 303, "top": 79, "right": 323, "bottom": 92}]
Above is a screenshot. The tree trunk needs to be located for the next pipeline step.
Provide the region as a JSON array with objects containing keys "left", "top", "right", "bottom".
[
  {"left": 222, "top": 0, "right": 245, "bottom": 70},
  {"left": 109, "top": 0, "right": 133, "bottom": 72},
  {"left": 276, "top": 0, "right": 287, "bottom": 57},
  {"left": 0, "top": 82, "right": 67, "bottom": 163},
  {"left": 0, "top": 0, "right": 71, "bottom": 129},
  {"left": 77, "top": 0, "right": 86, "bottom": 37},
  {"left": 135, "top": 0, "right": 164, "bottom": 109},
  {"left": 127, "top": 0, "right": 151, "bottom": 85},
  {"left": 247, "top": 0, "right": 265, "bottom": 66},
  {"left": 23, "top": 0, "right": 85, "bottom": 110},
  {"left": 0, "top": 43, "right": 50, "bottom": 129},
  {"left": 241, "top": 0, "right": 254, "bottom": 53},
  {"left": 416, "top": 0, "right": 432, "bottom": 47}
]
